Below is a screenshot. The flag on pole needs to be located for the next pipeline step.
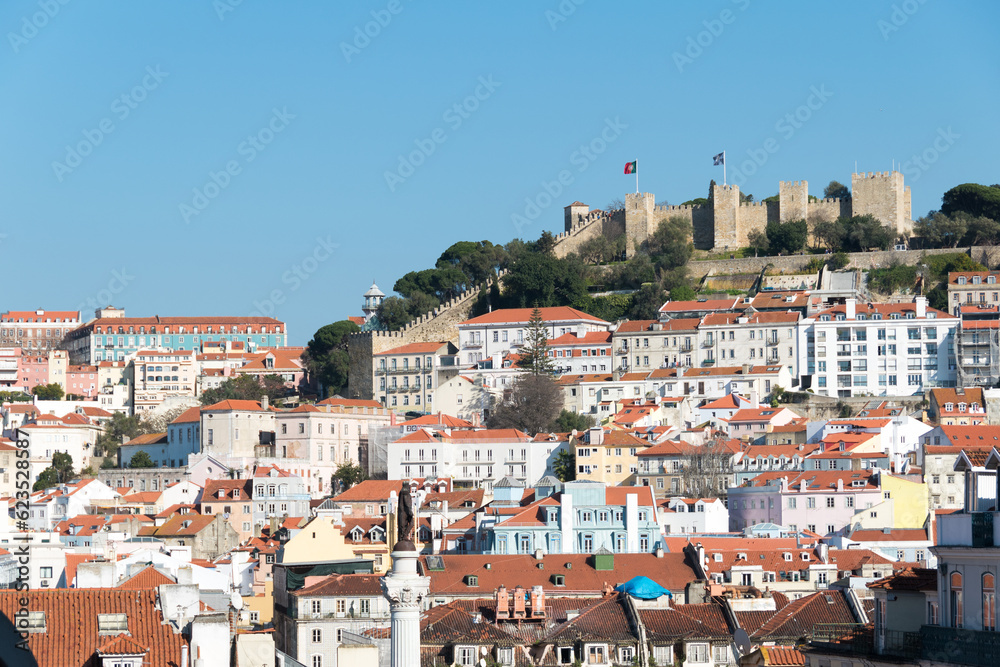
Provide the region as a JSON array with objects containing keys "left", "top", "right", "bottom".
[
  {"left": 712, "top": 152, "right": 725, "bottom": 166},
  {"left": 624, "top": 161, "right": 637, "bottom": 175}
]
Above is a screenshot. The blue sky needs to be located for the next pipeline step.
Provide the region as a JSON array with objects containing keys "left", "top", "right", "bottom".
[{"left": 2, "top": 1, "right": 997, "bottom": 344}]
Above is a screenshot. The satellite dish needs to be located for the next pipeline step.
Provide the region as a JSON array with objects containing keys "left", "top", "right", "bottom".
[
  {"left": 733, "top": 628, "right": 752, "bottom": 656},
  {"left": 481, "top": 647, "right": 488, "bottom": 656}
]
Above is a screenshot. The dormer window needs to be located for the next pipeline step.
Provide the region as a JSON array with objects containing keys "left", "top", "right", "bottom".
[
  {"left": 835, "top": 314, "right": 845, "bottom": 321},
  {"left": 945, "top": 402, "right": 954, "bottom": 412},
  {"left": 990, "top": 276, "right": 997, "bottom": 284},
  {"left": 958, "top": 403, "right": 967, "bottom": 412},
  {"left": 974, "top": 276, "right": 982, "bottom": 285},
  {"left": 714, "top": 553, "right": 723, "bottom": 562},
  {"left": 857, "top": 314, "right": 866, "bottom": 321},
  {"left": 351, "top": 527, "right": 364, "bottom": 543},
  {"left": 801, "top": 553, "right": 810, "bottom": 561},
  {"left": 784, "top": 553, "right": 792, "bottom": 561},
  {"left": 959, "top": 276, "right": 967, "bottom": 285}
]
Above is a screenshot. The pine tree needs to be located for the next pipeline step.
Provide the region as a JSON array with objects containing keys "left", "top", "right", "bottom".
[{"left": 517, "top": 307, "right": 555, "bottom": 375}]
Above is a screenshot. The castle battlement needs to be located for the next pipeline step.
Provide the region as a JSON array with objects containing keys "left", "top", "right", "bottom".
[
  {"left": 652, "top": 204, "right": 700, "bottom": 213},
  {"left": 779, "top": 180, "right": 806, "bottom": 187},
  {"left": 858, "top": 170, "right": 899, "bottom": 180},
  {"left": 738, "top": 201, "right": 769, "bottom": 208}
]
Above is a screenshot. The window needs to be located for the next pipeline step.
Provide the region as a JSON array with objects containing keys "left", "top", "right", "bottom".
[
  {"left": 985, "top": 573, "right": 996, "bottom": 632},
  {"left": 457, "top": 647, "right": 476, "bottom": 666},
  {"left": 39, "top": 566, "right": 53, "bottom": 579},
  {"left": 951, "top": 571, "right": 964, "bottom": 628},
  {"left": 687, "top": 643, "right": 708, "bottom": 663},
  {"left": 336, "top": 599, "right": 346, "bottom": 614},
  {"left": 826, "top": 497, "right": 835, "bottom": 508},
  {"left": 311, "top": 599, "right": 322, "bottom": 614},
  {"left": 712, "top": 646, "right": 728, "bottom": 662},
  {"left": 498, "top": 648, "right": 515, "bottom": 665},
  {"left": 23, "top": 611, "right": 45, "bottom": 633},
  {"left": 587, "top": 645, "right": 607, "bottom": 665},
  {"left": 97, "top": 613, "right": 128, "bottom": 634},
  {"left": 313, "top": 628, "right": 322, "bottom": 642},
  {"left": 312, "top": 656, "right": 323, "bottom": 667}
]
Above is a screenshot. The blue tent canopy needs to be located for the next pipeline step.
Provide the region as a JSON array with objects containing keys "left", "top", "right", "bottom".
[{"left": 614, "top": 575, "right": 672, "bottom": 599}]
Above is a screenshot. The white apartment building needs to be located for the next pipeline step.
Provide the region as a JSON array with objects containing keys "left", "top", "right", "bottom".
[
  {"left": 658, "top": 497, "right": 729, "bottom": 534},
  {"left": 131, "top": 348, "right": 197, "bottom": 414},
  {"left": 274, "top": 398, "right": 393, "bottom": 496},
  {"left": 547, "top": 330, "right": 613, "bottom": 375},
  {"left": 374, "top": 341, "right": 459, "bottom": 412},
  {"left": 457, "top": 307, "right": 612, "bottom": 366},
  {"left": 387, "top": 427, "right": 566, "bottom": 490},
  {"left": 17, "top": 414, "right": 102, "bottom": 487},
  {"left": 803, "top": 297, "right": 958, "bottom": 397}
]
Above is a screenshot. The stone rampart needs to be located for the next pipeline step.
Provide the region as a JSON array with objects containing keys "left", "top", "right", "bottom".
[{"left": 687, "top": 247, "right": 981, "bottom": 281}]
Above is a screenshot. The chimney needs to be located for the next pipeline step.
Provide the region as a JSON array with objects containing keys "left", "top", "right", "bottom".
[
  {"left": 589, "top": 426, "right": 604, "bottom": 446},
  {"left": 845, "top": 298, "right": 856, "bottom": 320},
  {"left": 260, "top": 395, "right": 269, "bottom": 411},
  {"left": 915, "top": 296, "right": 927, "bottom": 318},
  {"left": 741, "top": 363, "right": 751, "bottom": 376}
]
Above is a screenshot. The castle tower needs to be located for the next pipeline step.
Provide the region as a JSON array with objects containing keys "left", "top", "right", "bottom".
[
  {"left": 564, "top": 201, "right": 589, "bottom": 232},
  {"left": 851, "top": 170, "right": 911, "bottom": 237},
  {"left": 712, "top": 183, "right": 741, "bottom": 250},
  {"left": 779, "top": 180, "right": 809, "bottom": 222},
  {"left": 362, "top": 283, "right": 385, "bottom": 323},
  {"left": 624, "top": 192, "right": 655, "bottom": 257}
]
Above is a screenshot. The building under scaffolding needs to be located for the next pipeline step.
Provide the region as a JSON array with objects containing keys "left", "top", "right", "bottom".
[{"left": 956, "top": 307, "right": 1000, "bottom": 387}]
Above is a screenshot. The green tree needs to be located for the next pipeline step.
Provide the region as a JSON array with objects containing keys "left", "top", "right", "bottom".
[
  {"left": 823, "top": 180, "right": 851, "bottom": 200},
  {"left": 765, "top": 219, "right": 808, "bottom": 254},
  {"left": 31, "top": 383, "right": 64, "bottom": 400},
  {"left": 552, "top": 448, "right": 576, "bottom": 482},
  {"left": 486, "top": 374, "right": 563, "bottom": 435},
  {"left": 644, "top": 216, "right": 693, "bottom": 271},
  {"left": 548, "top": 409, "right": 595, "bottom": 433},
  {"left": 96, "top": 412, "right": 148, "bottom": 458},
  {"left": 0, "top": 391, "right": 31, "bottom": 403},
  {"left": 964, "top": 215, "right": 1000, "bottom": 245},
  {"left": 129, "top": 451, "right": 155, "bottom": 468},
  {"left": 375, "top": 296, "right": 412, "bottom": 331},
  {"left": 33, "top": 467, "right": 60, "bottom": 491},
  {"left": 839, "top": 215, "right": 894, "bottom": 251},
  {"left": 304, "top": 320, "right": 361, "bottom": 394},
  {"left": 627, "top": 284, "right": 666, "bottom": 320},
  {"left": 828, "top": 252, "right": 850, "bottom": 271},
  {"left": 747, "top": 229, "right": 769, "bottom": 255},
  {"left": 333, "top": 460, "right": 367, "bottom": 492},
  {"left": 53, "top": 451, "right": 74, "bottom": 480},
  {"left": 941, "top": 183, "right": 1000, "bottom": 221},
  {"left": 811, "top": 218, "right": 844, "bottom": 250},
  {"left": 668, "top": 284, "right": 696, "bottom": 301},
  {"left": 914, "top": 212, "right": 968, "bottom": 248},
  {"left": 500, "top": 252, "right": 587, "bottom": 309},
  {"left": 517, "top": 308, "right": 555, "bottom": 375},
  {"left": 199, "top": 374, "right": 286, "bottom": 406}
]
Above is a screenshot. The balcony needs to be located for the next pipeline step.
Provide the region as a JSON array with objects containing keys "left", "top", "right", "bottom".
[
  {"left": 920, "top": 624, "right": 1000, "bottom": 667},
  {"left": 702, "top": 359, "right": 715, "bottom": 366},
  {"left": 766, "top": 337, "right": 779, "bottom": 346},
  {"left": 679, "top": 343, "right": 693, "bottom": 353},
  {"left": 701, "top": 339, "right": 715, "bottom": 348},
  {"left": 937, "top": 511, "right": 999, "bottom": 547}
]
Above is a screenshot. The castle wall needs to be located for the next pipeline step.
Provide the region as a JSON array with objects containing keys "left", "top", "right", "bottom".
[
  {"left": 625, "top": 192, "right": 656, "bottom": 255},
  {"left": 806, "top": 198, "right": 847, "bottom": 224},
  {"left": 712, "top": 184, "right": 740, "bottom": 250},
  {"left": 852, "top": 171, "right": 909, "bottom": 236},
  {"left": 346, "top": 272, "right": 505, "bottom": 400},
  {"left": 779, "top": 181, "right": 809, "bottom": 222},
  {"left": 686, "top": 246, "right": 981, "bottom": 282},
  {"left": 737, "top": 201, "right": 769, "bottom": 248}
]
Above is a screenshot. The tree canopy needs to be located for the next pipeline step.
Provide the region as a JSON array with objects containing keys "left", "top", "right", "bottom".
[
  {"left": 305, "top": 319, "right": 360, "bottom": 395},
  {"left": 941, "top": 183, "right": 1000, "bottom": 221},
  {"left": 516, "top": 308, "right": 555, "bottom": 375},
  {"left": 486, "top": 374, "right": 563, "bottom": 435},
  {"left": 199, "top": 373, "right": 287, "bottom": 406},
  {"left": 32, "top": 383, "right": 64, "bottom": 400},
  {"left": 765, "top": 219, "right": 808, "bottom": 254},
  {"left": 823, "top": 180, "right": 851, "bottom": 200},
  {"left": 129, "top": 451, "right": 156, "bottom": 468}
]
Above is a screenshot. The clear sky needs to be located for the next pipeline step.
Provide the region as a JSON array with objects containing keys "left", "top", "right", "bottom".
[{"left": 2, "top": 1, "right": 997, "bottom": 344}]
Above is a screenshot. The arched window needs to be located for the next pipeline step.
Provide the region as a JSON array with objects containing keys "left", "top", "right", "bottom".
[
  {"left": 984, "top": 573, "right": 996, "bottom": 631},
  {"left": 951, "top": 571, "right": 964, "bottom": 628}
]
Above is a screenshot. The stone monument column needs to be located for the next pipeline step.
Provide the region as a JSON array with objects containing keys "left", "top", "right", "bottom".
[{"left": 381, "top": 484, "right": 429, "bottom": 667}]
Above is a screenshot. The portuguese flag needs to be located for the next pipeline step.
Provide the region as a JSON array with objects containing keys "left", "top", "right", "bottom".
[{"left": 624, "top": 161, "right": 637, "bottom": 174}]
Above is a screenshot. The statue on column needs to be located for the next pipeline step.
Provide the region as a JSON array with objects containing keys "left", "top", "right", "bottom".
[{"left": 396, "top": 483, "right": 415, "bottom": 549}]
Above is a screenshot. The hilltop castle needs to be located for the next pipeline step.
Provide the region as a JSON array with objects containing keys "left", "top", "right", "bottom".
[{"left": 554, "top": 170, "right": 913, "bottom": 256}]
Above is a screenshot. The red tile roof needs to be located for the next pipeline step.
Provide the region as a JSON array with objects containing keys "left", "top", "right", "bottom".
[
  {"left": 758, "top": 646, "right": 806, "bottom": 666},
  {"left": 752, "top": 590, "right": 856, "bottom": 641},
  {"left": 461, "top": 307, "right": 609, "bottom": 326},
  {"left": 419, "top": 553, "right": 698, "bottom": 595},
  {"left": 640, "top": 603, "right": 731, "bottom": 640},
  {"left": 316, "top": 397, "right": 384, "bottom": 408},
  {"left": 170, "top": 406, "right": 202, "bottom": 424},
  {"left": 116, "top": 565, "right": 176, "bottom": 589},
  {"left": 658, "top": 299, "right": 738, "bottom": 313},
  {"left": 375, "top": 341, "right": 451, "bottom": 356},
  {"left": 293, "top": 573, "right": 383, "bottom": 597},
  {"left": 202, "top": 399, "right": 266, "bottom": 411},
  {"left": 868, "top": 567, "right": 937, "bottom": 592},
  {"left": 0, "top": 589, "right": 186, "bottom": 666}
]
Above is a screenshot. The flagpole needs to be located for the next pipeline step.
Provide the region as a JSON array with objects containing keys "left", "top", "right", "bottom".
[
  {"left": 635, "top": 159, "right": 639, "bottom": 194},
  {"left": 723, "top": 151, "right": 727, "bottom": 186}
]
